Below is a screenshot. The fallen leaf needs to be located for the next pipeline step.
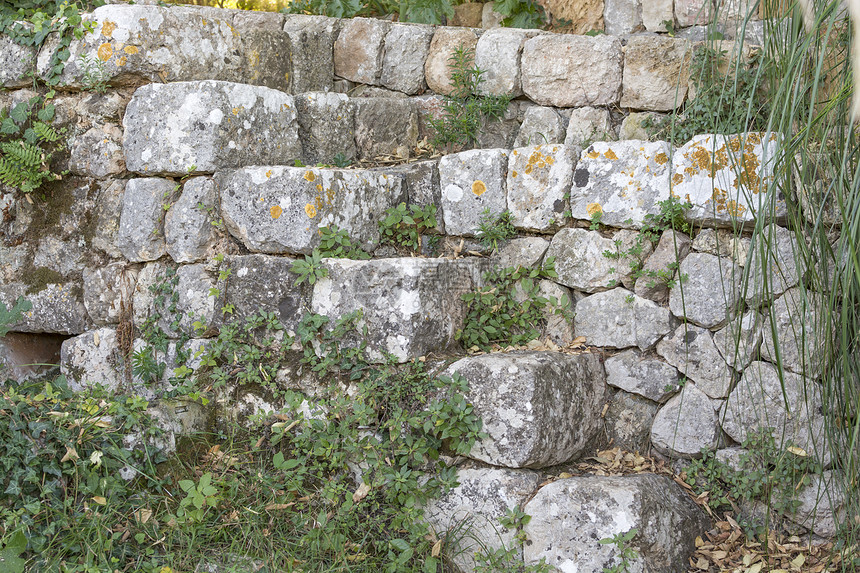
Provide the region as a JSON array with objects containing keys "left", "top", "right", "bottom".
[
  {"left": 135, "top": 508, "right": 152, "bottom": 524},
  {"left": 92, "top": 496, "right": 107, "bottom": 505},
  {"left": 265, "top": 503, "right": 295, "bottom": 511},
  {"left": 61, "top": 445, "right": 79, "bottom": 463},
  {"left": 352, "top": 482, "right": 371, "bottom": 502}
]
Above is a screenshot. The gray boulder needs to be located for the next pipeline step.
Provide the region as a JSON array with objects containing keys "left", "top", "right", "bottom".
[
  {"left": 604, "top": 390, "right": 660, "bottom": 453},
  {"left": 68, "top": 123, "right": 126, "bottom": 178},
  {"left": 117, "top": 177, "right": 173, "bottom": 262},
  {"left": 650, "top": 383, "right": 723, "bottom": 458},
  {"left": 713, "top": 311, "right": 763, "bottom": 371},
  {"left": 353, "top": 98, "right": 418, "bottom": 160},
  {"left": 381, "top": 23, "right": 433, "bottom": 95},
  {"left": 333, "top": 17, "right": 389, "bottom": 85},
  {"left": 0, "top": 282, "right": 91, "bottom": 335},
  {"left": 282, "top": 15, "right": 338, "bottom": 93},
  {"left": 605, "top": 349, "right": 679, "bottom": 403},
  {"left": 514, "top": 106, "right": 566, "bottom": 147},
  {"left": 784, "top": 470, "right": 848, "bottom": 538},
  {"left": 1, "top": 34, "right": 35, "bottom": 88},
  {"left": 474, "top": 28, "right": 539, "bottom": 97},
  {"left": 621, "top": 36, "right": 692, "bottom": 111},
  {"left": 83, "top": 262, "right": 138, "bottom": 327},
  {"left": 575, "top": 288, "right": 675, "bottom": 351},
  {"left": 760, "top": 287, "right": 826, "bottom": 377},
  {"left": 295, "top": 92, "right": 356, "bottom": 165},
  {"left": 669, "top": 252, "right": 741, "bottom": 328},
  {"left": 656, "top": 324, "right": 734, "bottom": 399},
  {"left": 165, "top": 177, "right": 221, "bottom": 264},
  {"left": 492, "top": 237, "right": 550, "bottom": 269},
  {"left": 546, "top": 228, "right": 645, "bottom": 293},
  {"left": 506, "top": 144, "right": 575, "bottom": 232},
  {"left": 743, "top": 225, "right": 802, "bottom": 307},
  {"left": 439, "top": 149, "right": 509, "bottom": 237},
  {"left": 564, "top": 106, "right": 613, "bottom": 146}
]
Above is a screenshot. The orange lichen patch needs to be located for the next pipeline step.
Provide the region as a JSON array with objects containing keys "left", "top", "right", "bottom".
[
  {"left": 511, "top": 171, "right": 518, "bottom": 178},
  {"left": 101, "top": 21, "right": 117, "bottom": 38},
  {"left": 686, "top": 142, "right": 729, "bottom": 176},
  {"left": 672, "top": 173, "right": 684, "bottom": 186},
  {"left": 654, "top": 152, "right": 669, "bottom": 165},
  {"left": 305, "top": 203, "right": 317, "bottom": 218},
  {"left": 525, "top": 151, "right": 553, "bottom": 175},
  {"left": 734, "top": 149, "right": 762, "bottom": 192},
  {"left": 270, "top": 205, "right": 283, "bottom": 219},
  {"left": 124, "top": 45, "right": 139, "bottom": 55},
  {"left": 603, "top": 149, "right": 618, "bottom": 160},
  {"left": 586, "top": 150, "right": 600, "bottom": 160},
  {"left": 304, "top": 171, "right": 316, "bottom": 182},
  {"left": 266, "top": 170, "right": 273, "bottom": 178},
  {"left": 117, "top": 56, "right": 127, "bottom": 67},
  {"left": 710, "top": 188, "right": 746, "bottom": 216},
  {"left": 472, "top": 180, "right": 487, "bottom": 196},
  {"left": 97, "top": 43, "right": 113, "bottom": 62},
  {"left": 586, "top": 202, "right": 603, "bottom": 216},
  {"left": 232, "top": 107, "right": 243, "bottom": 116}
]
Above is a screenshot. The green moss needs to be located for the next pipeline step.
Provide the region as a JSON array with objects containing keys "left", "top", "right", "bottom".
[{"left": 22, "top": 266, "right": 65, "bottom": 294}]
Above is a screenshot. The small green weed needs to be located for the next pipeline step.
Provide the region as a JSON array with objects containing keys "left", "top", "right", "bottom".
[
  {"left": 599, "top": 528, "right": 639, "bottom": 573},
  {"left": 0, "top": 296, "right": 31, "bottom": 337},
  {"left": 379, "top": 203, "right": 438, "bottom": 255},
  {"left": 475, "top": 208, "right": 517, "bottom": 251},
  {"left": 77, "top": 52, "right": 110, "bottom": 93},
  {"left": 318, "top": 224, "right": 371, "bottom": 259},
  {"left": 291, "top": 249, "right": 329, "bottom": 285},
  {"left": 0, "top": 94, "right": 65, "bottom": 194}
]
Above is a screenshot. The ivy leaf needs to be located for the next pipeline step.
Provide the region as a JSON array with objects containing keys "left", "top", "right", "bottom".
[
  {"left": 10, "top": 102, "right": 28, "bottom": 123},
  {"left": 1, "top": 118, "right": 19, "bottom": 135}
]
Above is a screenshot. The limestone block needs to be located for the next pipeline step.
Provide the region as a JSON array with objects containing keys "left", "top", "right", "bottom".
[
  {"left": 785, "top": 471, "right": 848, "bottom": 538},
  {"left": 492, "top": 237, "right": 550, "bottom": 269},
  {"left": 761, "top": 287, "right": 826, "bottom": 377},
  {"left": 334, "top": 17, "right": 390, "bottom": 85},
  {"left": 656, "top": 324, "right": 734, "bottom": 399},
  {"left": 33, "top": 236, "right": 86, "bottom": 277},
  {"left": 634, "top": 229, "right": 692, "bottom": 303},
  {"left": 0, "top": 34, "right": 35, "bottom": 89},
  {"left": 144, "top": 264, "right": 216, "bottom": 337},
  {"left": 669, "top": 252, "right": 742, "bottom": 328},
  {"left": 605, "top": 349, "right": 679, "bottom": 403},
  {"left": 91, "top": 179, "right": 126, "bottom": 259},
  {"left": 672, "top": 132, "right": 786, "bottom": 226},
  {"left": 676, "top": 0, "right": 713, "bottom": 26},
  {"left": 621, "top": 36, "right": 692, "bottom": 111},
  {"left": 476, "top": 107, "right": 521, "bottom": 149},
  {"left": 538, "top": 280, "right": 575, "bottom": 344},
  {"left": 506, "top": 144, "right": 574, "bottom": 232},
  {"left": 83, "top": 262, "right": 138, "bottom": 326},
  {"left": 380, "top": 23, "right": 433, "bottom": 95},
  {"left": 569, "top": 141, "right": 673, "bottom": 228},
  {"left": 425, "top": 28, "right": 480, "bottom": 96},
  {"left": 295, "top": 92, "right": 356, "bottom": 165},
  {"left": 619, "top": 111, "right": 662, "bottom": 140},
  {"left": 514, "top": 106, "right": 566, "bottom": 147},
  {"left": 61, "top": 327, "right": 126, "bottom": 393},
  {"left": 438, "top": 148, "right": 508, "bottom": 236},
  {"left": 743, "top": 225, "right": 801, "bottom": 307},
  {"left": 218, "top": 165, "right": 404, "bottom": 255},
  {"left": 482, "top": 2, "right": 506, "bottom": 28},
  {"left": 521, "top": 34, "right": 623, "bottom": 108},
  {"left": 444, "top": 351, "right": 605, "bottom": 468},
  {"left": 451, "top": 2, "right": 484, "bottom": 26},
  {"left": 117, "top": 177, "right": 172, "bottom": 262},
  {"left": 564, "top": 106, "right": 612, "bottom": 146},
  {"left": 423, "top": 468, "right": 541, "bottom": 571},
  {"left": 604, "top": 390, "right": 658, "bottom": 452},
  {"left": 475, "top": 28, "right": 538, "bottom": 97},
  {"left": 233, "top": 10, "right": 285, "bottom": 31},
  {"left": 575, "top": 288, "right": 675, "bottom": 350},
  {"left": 604, "top": 0, "right": 643, "bottom": 35},
  {"left": 542, "top": 0, "right": 604, "bottom": 34},
  {"left": 165, "top": 177, "right": 220, "bottom": 264},
  {"left": 0, "top": 282, "right": 91, "bottom": 335},
  {"left": 651, "top": 383, "right": 723, "bottom": 458},
  {"left": 123, "top": 81, "right": 301, "bottom": 176},
  {"left": 545, "top": 228, "right": 645, "bottom": 292},
  {"left": 68, "top": 123, "right": 126, "bottom": 178},
  {"left": 353, "top": 98, "right": 419, "bottom": 160},
  {"left": 713, "top": 310, "right": 763, "bottom": 371},
  {"left": 524, "top": 474, "right": 709, "bottom": 573},
  {"left": 642, "top": 0, "right": 674, "bottom": 31},
  {"left": 722, "top": 361, "right": 828, "bottom": 464},
  {"left": 312, "top": 258, "right": 475, "bottom": 362},
  {"left": 282, "top": 15, "right": 338, "bottom": 93},
  {"left": 691, "top": 228, "right": 750, "bottom": 267}
]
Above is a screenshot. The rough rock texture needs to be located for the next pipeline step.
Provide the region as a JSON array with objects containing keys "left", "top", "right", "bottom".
[
  {"left": 61, "top": 327, "right": 128, "bottom": 393},
  {"left": 605, "top": 390, "right": 659, "bottom": 452},
  {"left": 445, "top": 351, "right": 605, "bottom": 468},
  {"left": 91, "top": 179, "right": 127, "bottom": 259},
  {"left": 691, "top": 228, "right": 750, "bottom": 267},
  {"left": 372, "top": 160, "right": 444, "bottom": 233},
  {"left": 353, "top": 98, "right": 419, "bottom": 160},
  {"left": 333, "top": 17, "right": 389, "bottom": 85},
  {"left": 521, "top": 34, "right": 623, "bottom": 107},
  {"left": 476, "top": 105, "right": 521, "bottom": 149},
  {"left": 0, "top": 283, "right": 91, "bottom": 335},
  {"left": 423, "top": 468, "right": 541, "bottom": 571},
  {"left": 82, "top": 262, "right": 138, "bottom": 326},
  {"left": 1, "top": 34, "right": 35, "bottom": 88},
  {"left": 313, "top": 258, "right": 475, "bottom": 362},
  {"left": 785, "top": 471, "right": 847, "bottom": 538},
  {"left": 294, "top": 92, "right": 356, "bottom": 165},
  {"left": 117, "top": 177, "right": 173, "bottom": 262},
  {"left": 743, "top": 225, "right": 801, "bottom": 307},
  {"left": 506, "top": 144, "right": 574, "bottom": 232},
  {"left": 604, "top": 0, "right": 643, "bottom": 35},
  {"left": 760, "top": 287, "right": 825, "bottom": 377},
  {"left": 642, "top": 0, "right": 674, "bottom": 31},
  {"left": 165, "top": 177, "right": 220, "bottom": 263},
  {"left": 675, "top": 0, "right": 712, "bottom": 26},
  {"left": 523, "top": 474, "right": 710, "bottom": 573},
  {"left": 569, "top": 141, "right": 673, "bottom": 228},
  {"left": 669, "top": 252, "right": 741, "bottom": 328},
  {"left": 482, "top": 2, "right": 505, "bottom": 28},
  {"left": 68, "top": 123, "right": 126, "bottom": 178},
  {"left": 656, "top": 324, "right": 734, "bottom": 399},
  {"left": 282, "top": 15, "right": 338, "bottom": 93},
  {"left": 673, "top": 133, "right": 785, "bottom": 226},
  {"left": 475, "top": 28, "right": 538, "bottom": 97},
  {"left": 651, "top": 383, "right": 723, "bottom": 458},
  {"left": 634, "top": 230, "right": 692, "bottom": 303},
  {"left": 123, "top": 80, "right": 302, "bottom": 176},
  {"left": 621, "top": 36, "right": 691, "bottom": 111},
  {"left": 713, "top": 310, "right": 763, "bottom": 371},
  {"left": 564, "top": 106, "right": 612, "bottom": 146},
  {"left": 537, "top": 280, "right": 576, "bottom": 344},
  {"left": 492, "top": 237, "right": 550, "bottom": 269},
  {"left": 438, "top": 148, "right": 508, "bottom": 236},
  {"left": 543, "top": 0, "right": 604, "bottom": 34},
  {"left": 381, "top": 23, "right": 433, "bottom": 95},
  {"left": 514, "top": 106, "right": 566, "bottom": 147},
  {"left": 546, "top": 228, "right": 644, "bottom": 293},
  {"left": 605, "top": 349, "right": 679, "bottom": 403},
  {"left": 425, "top": 28, "right": 479, "bottom": 96},
  {"left": 575, "top": 288, "right": 675, "bottom": 350},
  {"left": 218, "top": 166, "right": 404, "bottom": 255},
  {"left": 722, "top": 361, "right": 828, "bottom": 464}
]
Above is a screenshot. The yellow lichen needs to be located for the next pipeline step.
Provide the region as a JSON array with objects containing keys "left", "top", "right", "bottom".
[
  {"left": 604, "top": 149, "right": 618, "bottom": 160},
  {"left": 305, "top": 203, "right": 317, "bottom": 218},
  {"left": 511, "top": 171, "right": 518, "bottom": 178},
  {"left": 117, "top": 56, "right": 127, "bottom": 67},
  {"left": 586, "top": 202, "right": 603, "bottom": 216},
  {"left": 304, "top": 171, "right": 316, "bottom": 182},
  {"left": 654, "top": 152, "right": 669, "bottom": 165},
  {"left": 672, "top": 173, "right": 684, "bottom": 186},
  {"left": 472, "top": 180, "right": 487, "bottom": 196},
  {"left": 124, "top": 45, "right": 139, "bottom": 55},
  {"left": 266, "top": 170, "right": 272, "bottom": 178},
  {"left": 586, "top": 151, "right": 599, "bottom": 160},
  {"left": 270, "top": 205, "right": 283, "bottom": 219},
  {"left": 97, "top": 43, "right": 113, "bottom": 62},
  {"left": 101, "top": 21, "right": 116, "bottom": 38}
]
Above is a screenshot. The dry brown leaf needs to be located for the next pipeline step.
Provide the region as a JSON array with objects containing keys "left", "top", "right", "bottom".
[{"left": 352, "top": 482, "right": 371, "bottom": 502}]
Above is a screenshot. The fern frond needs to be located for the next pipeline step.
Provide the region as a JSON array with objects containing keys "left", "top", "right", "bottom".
[
  {"left": 33, "top": 121, "right": 60, "bottom": 143},
  {"left": 1, "top": 140, "right": 44, "bottom": 169}
]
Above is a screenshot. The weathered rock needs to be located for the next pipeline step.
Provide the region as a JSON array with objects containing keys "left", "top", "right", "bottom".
[
  {"left": 622, "top": 36, "right": 691, "bottom": 111},
  {"left": 165, "top": 177, "right": 220, "bottom": 264},
  {"left": 605, "top": 389, "right": 659, "bottom": 452},
  {"left": 656, "top": 324, "right": 734, "bottom": 398},
  {"left": 543, "top": 0, "right": 604, "bottom": 34},
  {"left": 233, "top": 10, "right": 285, "bottom": 31},
  {"left": 333, "top": 17, "right": 390, "bottom": 85},
  {"left": 675, "top": 0, "right": 712, "bottom": 26},
  {"left": 425, "top": 28, "right": 479, "bottom": 96},
  {"left": 475, "top": 28, "right": 538, "bottom": 97},
  {"left": 634, "top": 230, "right": 692, "bottom": 303},
  {"left": 353, "top": 98, "right": 419, "bottom": 160},
  {"left": 506, "top": 144, "right": 574, "bottom": 232},
  {"left": 61, "top": 327, "right": 128, "bottom": 393},
  {"left": 438, "top": 148, "right": 508, "bottom": 237},
  {"left": 372, "top": 160, "right": 444, "bottom": 233},
  {"left": 282, "top": 15, "right": 338, "bottom": 93},
  {"left": 743, "top": 225, "right": 801, "bottom": 307},
  {"left": 240, "top": 30, "right": 292, "bottom": 93},
  {"left": 642, "top": 0, "right": 674, "bottom": 31},
  {"left": 294, "top": 92, "right": 356, "bottom": 165},
  {"left": 123, "top": 81, "right": 301, "bottom": 176},
  {"left": 91, "top": 179, "right": 126, "bottom": 259},
  {"left": 482, "top": 2, "right": 506, "bottom": 28},
  {"left": 117, "top": 177, "right": 172, "bottom": 262},
  {"left": 714, "top": 447, "right": 746, "bottom": 471},
  {"left": 423, "top": 468, "right": 541, "bottom": 571},
  {"left": 575, "top": 288, "right": 675, "bottom": 350},
  {"left": 546, "top": 228, "right": 644, "bottom": 292},
  {"left": 651, "top": 383, "right": 723, "bottom": 458},
  {"left": 669, "top": 252, "right": 741, "bottom": 328},
  {"left": 32, "top": 236, "right": 86, "bottom": 277},
  {"left": 0, "top": 33, "right": 35, "bottom": 88},
  {"left": 451, "top": 2, "right": 484, "bottom": 26},
  {"left": 512, "top": 279, "right": 576, "bottom": 345},
  {"left": 83, "top": 262, "right": 138, "bottom": 326},
  {"left": 218, "top": 165, "right": 404, "bottom": 255},
  {"left": 604, "top": 0, "right": 643, "bottom": 35},
  {"left": 722, "top": 361, "right": 828, "bottom": 464},
  {"left": 492, "top": 237, "right": 550, "bottom": 269},
  {"left": 0, "top": 332, "right": 65, "bottom": 382},
  {"left": 605, "top": 349, "right": 679, "bottom": 402},
  {"left": 445, "top": 351, "right": 605, "bottom": 468},
  {"left": 140, "top": 264, "right": 216, "bottom": 337},
  {"left": 476, "top": 106, "right": 521, "bottom": 149},
  {"left": 672, "top": 133, "right": 786, "bottom": 226},
  {"left": 564, "top": 106, "right": 613, "bottom": 146},
  {"left": 313, "top": 258, "right": 475, "bottom": 362},
  {"left": 619, "top": 111, "right": 662, "bottom": 140},
  {"left": 760, "top": 287, "right": 826, "bottom": 377},
  {"left": 521, "top": 34, "right": 623, "bottom": 107},
  {"left": 380, "top": 23, "right": 433, "bottom": 95},
  {"left": 0, "top": 282, "right": 90, "bottom": 335},
  {"left": 785, "top": 470, "right": 848, "bottom": 538},
  {"left": 713, "top": 310, "right": 763, "bottom": 371},
  {"left": 514, "top": 106, "right": 566, "bottom": 147},
  {"left": 691, "top": 228, "right": 750, "bottom": 267},
  {"left": 131, "top": 261, "right": 168, "bottom": 329},
  {"left": 569, "top": 141, "right": 673, "bottom": 228},
  {"left": 68, "top": 123, "right": 126, "bottom": 178},
  {"left": 523, "top": 474, "right": 710, "bottom": 573}
]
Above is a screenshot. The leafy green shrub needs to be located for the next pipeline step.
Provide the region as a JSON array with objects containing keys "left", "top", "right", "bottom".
[
  {"left": 0, "top": 95, "right": 65, "bottom": 193},
  {"left": 379, "top": 203, "right": 438, "bottom": 254},
  {"left": 475, "top": 208, "right": 517, "bottom": 251},
  {"left": 318, "top": 224, "right": 371, "bottom": 259}
]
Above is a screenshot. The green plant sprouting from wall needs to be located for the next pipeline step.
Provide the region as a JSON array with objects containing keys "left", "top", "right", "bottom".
[
  {"left": 0, "top": 95, "right": 65, "bottom": 194},
  {"left": 379, "top": 203, "right": 438, "bottom": 255}
]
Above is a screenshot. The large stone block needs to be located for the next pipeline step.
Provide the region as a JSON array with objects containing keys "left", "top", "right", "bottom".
[
  {"left": 713, "top": 310, "right": 763, "bottom": 371},
  {"left": 604, "top": 0, "right": 643, "bottom": 35},
  {"left": 742, "top": 224, "right": 801, "bottom": 307},
  {"left": 634, "top": 229, "right": 692, "bottom": 303},
  {"left": 123, "top": 80, "right": 301, "bottom": 176},
  {"left": 521, "top": 34, "right": 623, "bottom": 108},
  {"left": 312, "top": 258, "right": 475, "bottom": 362},
  {"left": 760, "top": 287, "right": 826, "bottom": 377},
  {"left": 380, "top": 23, "right": 434, "bottom": 95},
  {"left": 575, "top": 288, "right": 675, "bottom": 350},
  {"left": 545, "top": 228, "right": 645, "bottom": 292},
  {"left": 117, "top": 177, "right": 173, "bottom": 262},
  {"left": 353, "top": 98, "right": 419, "bottom": 160},
  {"left": 651, "top": 383, "right": 723, "bottom": 458},
  {"left": 61, "top": 327, "right": 128, "bottom": 393},
  {"left": 604, "top": 390, "right": 658, "bottom": 452},
  {"left": 642, "top": 0, "right": 674, "bottom": 31},
  {"left": 68, "top": 123, "right": 126, "bottom": 179},
  {"left": 165, "top": 177, "right": 221, "bottom": 264},
  {"left": 621, "top": 36, "right": 692, "bottom": 111},
  {"left": 475, "top": 28, "right": 539, "bottom": 97},
  {"left": 218, "top": 165, "right": 404, "bottom": 255},
  {"left": 425, "top": 28, "right": 480, "bottom": 96},
  {"left": 295, "top": 92, "right": 356, "bottom": 165},
  {"left": 676, "top": 0, "right": 713, "bottom": 26},
  {"left": 333, "top": 17, "right": 389, "bottom": 85},
  {"left": 605, "top": 349, "right": 679, "bottom": 403},
  {"left": 524, "top": 474, "right": 710, "bottom": 573},
  {"left": 656, "top": 324, "right": 734, "bottom": 398},
  {"left": 445, "top": 351, "right": 605, "bottom": 468},
  {"left": 506, "top": 144, "right": 574, "bottom": 232},
  {"left": 543, "top": 0, "right": 604, "bottom": 34},
  {"left": 514, "top": 106, "right": 566, "bottom": 147},
  {"left": 371, "top": 160, "right": 444, "bottom": 233},
  {"left": 1, "top": 34, "right": 35, "bottom": 89},
  {"left": 282, "top": 15, "right": 338, "bottom": 93},
  {"left": 82, "top": 262, "right": 138, "bottom": 327},
  {"left": 564, "top": 106, "right": 612, "bottom": 146},
  {"left": 91, "top": 179, "right": 126, "bottom": 259},
  {"left": 0, "top": 282, "right": 91, "bottom": 335},
  {"left": 668, "top": 252, "right": 741, "bottom": 328},
  {"left": 569, "top": 141, "right": 673, "bottom": 228},
  {"left": 438, "top": 148, "right": 508, "bottom": 236}
]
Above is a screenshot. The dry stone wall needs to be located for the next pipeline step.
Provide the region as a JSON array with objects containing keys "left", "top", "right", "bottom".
[{"left": 0, "top": 3, "right": 848, "bottom": 571}]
